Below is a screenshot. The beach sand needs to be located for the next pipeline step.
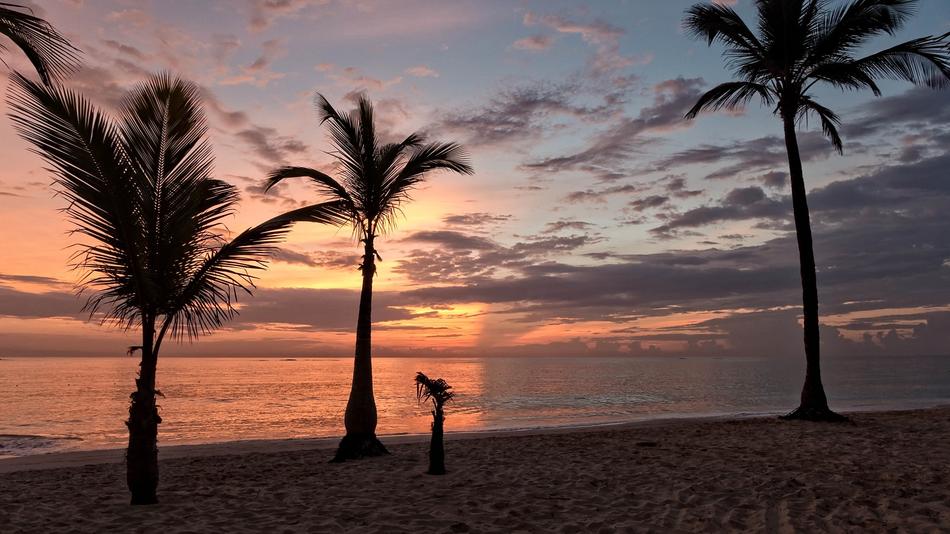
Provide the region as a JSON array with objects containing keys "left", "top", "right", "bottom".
[{"left": 2, "top": 407, "right": 949, "bottom": 533}]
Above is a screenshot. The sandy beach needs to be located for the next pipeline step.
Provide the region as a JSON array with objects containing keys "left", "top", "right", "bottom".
[{"left": 1, "top": 407, "right": 949, "bottom": 533}]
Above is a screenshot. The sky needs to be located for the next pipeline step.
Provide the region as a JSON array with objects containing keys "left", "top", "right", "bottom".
[{"left": 0, "top": 0, "right": 949, "bottom": 358}]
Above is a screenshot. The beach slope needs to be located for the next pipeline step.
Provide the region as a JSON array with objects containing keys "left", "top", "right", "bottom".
[{"left": 2, "top": 408, "right": 948, "bottom": 532}]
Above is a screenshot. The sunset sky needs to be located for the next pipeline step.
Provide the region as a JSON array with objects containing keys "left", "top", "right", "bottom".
[{"left": 1, "top": 0, "right": 948, "bottom": 357}]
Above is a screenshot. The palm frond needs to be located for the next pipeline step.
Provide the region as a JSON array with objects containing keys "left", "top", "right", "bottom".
[
  {"left": 269, "top": 94, "right": 473, "bottom": 241},
  {"left": 847, "top": 32, "right": 950, "bottom": 89},
  {"left": 684, "top": 81, "right": 775, "bottom": 119},
  {"left": 6, "top": 72, "right": 147, "bottom": 323},
  {"left": 798, "top": 96, "right": 843, "bottom": 153},
  {"left": 265, "top": 165, "right": 352, "bottom": 203},
  {"left": 806, "top": 60, "right": 882, "bottom": 95},
  {"left": 163, "top": 200, "right": 351, "bottom": 341},
  {"left": 0, "top": 2, "right": 80, "bottom": 85},
  {"left": 809, "top": 0, "right": 916, "bottom": 64},
  {"left": 374, "top": 141, "right": 472, "bottom": 234},
  {"left": 415, "top": 371, "right": 455, "bottom": 408},
  {"left": 683, "top": 3, "right": 762, "bottom": 52}
]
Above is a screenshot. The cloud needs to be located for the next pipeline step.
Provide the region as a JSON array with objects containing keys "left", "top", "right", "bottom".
[
  {"left": 652, "top": 186, "right": 787, "bottom": 237},
  {"left": 629, "top": 195, "right": 670, "bottom": 212},
  {"left": 405, "top": 65, "right": 439, "bottom": 78},
  {"left": 0, "top": 285, "right": 83, "bottom": 319},
  {"left": 541, "top": 220, "right": 593, "bottom": 234},
  {"left": 317, "top": 63, "right": 403, "bottom": 92},
  {"left": 247, "top": 0, "right": 326, "bottom": 32},
  {"left": 219, "top": 38, "right": 287, "bottom": 87},
  {"left": 234, "top": 125, "right": 309, "bottom": 167},
  {"left": 564, "top": 183, "right": 643, "bottom": 203},
  {"left": 512, "top": 35, "right": 555, "bottom": 51},
  {"left": 438, "top": 80, "right": 614, "bottom": 147},
  {"left": 523, "top": 11, "right": 648, "bottom": 74},
  {"left": 654, "top": 132, "right": 834, "bottom": 181},
  {"left": 401, "top": 231, "right": 497, "bottom": 251},
  {"left": 523, "top": 77, "right": 706, "bottom": 181},
  {"left": 442, "top": 212, "right": 512, "bottom": 228}
]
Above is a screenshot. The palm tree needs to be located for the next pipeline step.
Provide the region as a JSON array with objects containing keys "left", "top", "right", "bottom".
[
  {"left": 683, "top": 0, "right": 950, "bottom": 421},
  {"left": 7, "top": 72, "right": 336, "bottom": 504},
  {"left": 1, "top": 2, "right": 80, "bottom": 84},
  {"left": 415, "top": 372, "right": 454, "bottom": 475},
  {"left": 265, "top": 94, "right": 473, "bottom": 460}
]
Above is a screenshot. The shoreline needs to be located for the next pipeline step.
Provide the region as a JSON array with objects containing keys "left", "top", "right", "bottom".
[{"left": 2, "top": 403, "right": 946, "bottom": 474}]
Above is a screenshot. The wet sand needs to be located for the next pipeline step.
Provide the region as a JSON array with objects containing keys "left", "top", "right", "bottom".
[{"left": 2, "top": 407, "right": 948, "bottom": 532}]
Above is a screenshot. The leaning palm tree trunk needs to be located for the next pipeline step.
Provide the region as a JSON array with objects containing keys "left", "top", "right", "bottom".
[
  {"left": 335, "top": 235, "right": 388, "bottom": 459},
  {"left": 780, "top": 111, "right": 837, "bottom": 421}
]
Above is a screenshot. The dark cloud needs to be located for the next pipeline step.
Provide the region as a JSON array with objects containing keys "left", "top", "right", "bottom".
[
  {"left": 0, "top": 285, "right": 83, "bottom": 319},
  {"left": 230, "top": 287, "right": 424, "bottom": 332},
  {"left": 442, "top": 212, "right": 511, "bottom": 228},
  {"left": 0, "top": 273, "right": 67, "bottom": 286},
  {"left": 844, "top": 86, "right": 950, "bottom": 139},
  {"left": 271, "top": 247, "right": 317, "bottom": 267},
  {"left": 651, "top": 186, "right": 788, "bottom": 238},
  {"left": 234, "top": 126, "right": 309, "bottom": 167},
  {"left": 512, "top": 34, "right": 555, "bottom": 51},
  {"left": 395, "top": 231, "right": 602, "bottom": 285},
  {"left": 438, "top": 81, "right": 614, "bottom": 147},
  {"left": 664, "top": 175, "right": 704, "bottom": 198},
  {"left": 655, "top": 132, "right": 834, "bottom": 181},
  {"left": 389, "top": 152, "right": 950, "bottom": 355},
  {"left": 522, "top": 78, "right": 705, "bottom": 182},
  {"left": 628, "top": 195, "right": 669, "bottom": 212},
  {"left": 401, "top": 231, "right": 497, "bottom": 251},
  {"left": 542, "top": 220, "right": 593, "bottom": 234},
  {"left": 564, "top": 183, "right": 643, "bottom": 203}
]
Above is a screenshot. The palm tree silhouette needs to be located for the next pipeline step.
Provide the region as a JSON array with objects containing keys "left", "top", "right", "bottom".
[
  {"left": 7, "top": 73, "right": 335, "bottom": 504},
  {"left": 683, "top": 0, "right": 950, "bottom": 421},
  {"left": 415, "top": 371, "right": 454, "bottom": 475},
  {"left": 1, "top": 2, "right": 80, "bottom": 84},
  {"left": 265, "top": 94, "right": 472, "bottom": 460}
]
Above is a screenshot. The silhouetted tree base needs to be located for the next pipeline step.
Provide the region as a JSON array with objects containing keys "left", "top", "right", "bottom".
[
  {"left": 780, "top": 405, "right": 849, "bottom": 422},
  {"left": 330, "top": 433, "right": 389, "bottom": 462},
  {"left": 428, "top": 418, "right": 445, "bottom": 475},
  {"left": 127, "top": 387, "right": 161, "bottom": 505}
]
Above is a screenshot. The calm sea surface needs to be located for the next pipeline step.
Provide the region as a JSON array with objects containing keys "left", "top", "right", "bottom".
[{"left": 1, "top": 355, "right": 948, "bottom": 458}]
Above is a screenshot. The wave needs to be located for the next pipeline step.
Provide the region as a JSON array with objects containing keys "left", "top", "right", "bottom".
[{"left": 0, "top": 434, "right": 82, "bottom": 458}]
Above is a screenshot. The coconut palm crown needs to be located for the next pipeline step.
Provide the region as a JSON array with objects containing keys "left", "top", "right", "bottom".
[
  {"left": 683, "top": 0, "right": 950, "bottom": 420},
  {"left": 1, "top": 2, "right": 80, "bottom": 84},
  {"left": 7, "top": 72, "right": 336, "bottom": 504},
  {"left": 265, "top": 93, "right": 473, "bottom": 460}
]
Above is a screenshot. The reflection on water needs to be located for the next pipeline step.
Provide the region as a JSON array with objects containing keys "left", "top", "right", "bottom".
[{"left": 1, "top": 354, "right": 948, "bottom": 457}]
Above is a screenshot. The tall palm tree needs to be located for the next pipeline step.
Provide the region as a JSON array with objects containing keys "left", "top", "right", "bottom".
[
  {"left": 1, "top": 2, "right": 80, "bottom": 85},
  {"left": 265, "top": 94, "right": 473, "bottom": 460},
  {"left": 683, "top": 0, "right": 950, "bottom": 421},
  {"left": 415, "top": 371, "right": 455, "bottom": 475},
  {"left": 7, "top": 72, "right": 336, "bottom": 504}
]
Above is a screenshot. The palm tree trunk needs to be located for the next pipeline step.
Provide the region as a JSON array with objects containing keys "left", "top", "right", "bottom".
[
  {"left": 779, "top": 113, "right": 845, "bottom": 422},
  {"left": 428, "top": 405, "right": 446, "bottom": 475},
  {"left": 333, "top": 236, "right": 389, "bottom": 461},
  {"left": 127, "top": 314, "right": 162, "bottom": 504}
]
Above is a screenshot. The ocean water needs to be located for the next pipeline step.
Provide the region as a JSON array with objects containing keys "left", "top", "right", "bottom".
[{"left": 1, "top": 354, "right": 948, "bottom": 458}]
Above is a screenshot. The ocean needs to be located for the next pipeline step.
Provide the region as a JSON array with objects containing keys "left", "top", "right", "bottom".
[{"left": 1, "top": 354, "right": 948, "bottom": 458}]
